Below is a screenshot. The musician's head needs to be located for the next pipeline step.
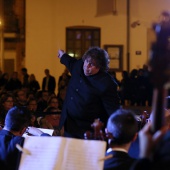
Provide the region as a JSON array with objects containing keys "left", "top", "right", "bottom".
[
  {"left": 107, "top": 109, "right": 138, "bottom": 147},
  {"left": 3, "top": 106, "right": 31, "bottom": 136}
]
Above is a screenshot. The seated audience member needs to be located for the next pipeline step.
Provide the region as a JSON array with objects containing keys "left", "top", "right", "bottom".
[
  {"left": 57, "top": 86, "right": 67, "bottom": 110},
  {"left": 104, "top": 109, "right": 138, "bottom": 170},
  {"left": 0, "top": 93, "right": 14, "bottom": 127},
  {"left": 14, "top": 89, "right": 27, "bottom": 107},
  {"left": 44, "top": 96, "right": 61, "bottom": 112},
  {"left": 57, "top": 67, "right": 71, "bottom": 109},
  {"left": 40, "top": 107, "right": 64, "bottom": 136},
  {"left": 37, "top": 90, "right": 49, "bottom": 112},
  {"left": 0, "top": 106, "right": 50, "bottom": 170},
  {"left": 26, "top": 98, "right": 39, "bottom": 127}
]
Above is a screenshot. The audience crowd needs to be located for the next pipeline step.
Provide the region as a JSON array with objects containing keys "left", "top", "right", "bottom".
[{"left": 0, "top": 67, "right": 71, "bottom": 134}]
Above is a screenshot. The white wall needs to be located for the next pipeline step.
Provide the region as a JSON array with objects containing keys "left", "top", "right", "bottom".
[
  {"left": 130, "top": 0, "right": 170, "bottom": 70},
  {"left": 26, "top": 0, "right": 170, "bottom": 87}
]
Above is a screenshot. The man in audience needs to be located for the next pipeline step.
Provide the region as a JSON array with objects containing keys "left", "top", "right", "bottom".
[
  {"left": 37, "top": 90, "right": 49, "bottom": 112},
  {"left": 21, "top": 67, "right": 29, "bottom": 89},
  {"left": 14, "top": 89, "right": 28, "bottom": 107},
  {"left": 42, "top": 69, "right": 56, "bottom": 93},
  {"left": 0, "top": 106, "right": 49, "bottom": 170},
  {"left": 104, "top": 109, "right": 138, "bottom": 170}
]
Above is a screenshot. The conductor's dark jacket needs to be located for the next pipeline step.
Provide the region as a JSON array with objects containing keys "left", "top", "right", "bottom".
[{"left": 59, "top": 53, "right": 120, "bottom": 138}]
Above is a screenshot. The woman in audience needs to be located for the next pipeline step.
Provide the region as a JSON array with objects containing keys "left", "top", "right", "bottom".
[
  {"left": 27, "top": 97, "right": 39, "bottom": 127},
  {"left": 28, "top": 74, "right": 40, "bottom": 93},
  {"left": 44, "top": 96, "right": 61, "bottom": 112},
  {"left": 0, "top": 93, "right": 14, "bottom": 127}
]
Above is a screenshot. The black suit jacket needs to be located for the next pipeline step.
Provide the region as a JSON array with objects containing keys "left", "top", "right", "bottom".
[
  {"left": 42, "top": 75, "right": 56, "bottom": 93},
  {"left": 59, "top": 53, "right": 120, "bottom": 138},
  {"left": 104, "top": 151, "right": 136, "bottom": 170}
]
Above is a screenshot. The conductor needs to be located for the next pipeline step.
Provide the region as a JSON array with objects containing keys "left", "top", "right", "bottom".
[{"left": 58, "top": 46, "right": 120, "bottom": 139}]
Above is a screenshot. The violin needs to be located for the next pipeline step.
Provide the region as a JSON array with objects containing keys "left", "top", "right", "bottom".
[
  {"left": 84, "top": 118, "right": 112, "bottom": 141},
  {"left": 84, "top": 110, "right": 150, "bottom": 141}
]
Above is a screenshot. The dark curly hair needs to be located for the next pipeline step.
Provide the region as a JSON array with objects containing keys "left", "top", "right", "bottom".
[{"left": 82, "top": 46, "right": 110, "bottom": 71}]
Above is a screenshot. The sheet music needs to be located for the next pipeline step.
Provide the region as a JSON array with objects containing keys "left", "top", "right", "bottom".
[
  {"left": 22, "top": 127, "right": 54, "bottom": 138},
  {"left": 37, "top": 128, "right": 54, "bottom": 136},
  {"left": 61, "top": 138, "right": 106, "bottom": 170},
  {"left": 18, "top": 136, "right": 106, "bottom": 170}
]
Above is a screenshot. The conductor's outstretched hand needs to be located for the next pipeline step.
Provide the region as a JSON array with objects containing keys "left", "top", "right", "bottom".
[{"left": 58, "top": 50, "right": 65, "bottom": 59}]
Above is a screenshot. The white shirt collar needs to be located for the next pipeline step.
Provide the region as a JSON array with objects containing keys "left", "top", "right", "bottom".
[{"left": 107, "top": 147, "right": 128, "bottom": 153}]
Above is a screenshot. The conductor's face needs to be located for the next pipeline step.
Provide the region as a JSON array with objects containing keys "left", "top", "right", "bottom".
[{"left": 83, "top": 58, "right": 100, "bottom": 76}]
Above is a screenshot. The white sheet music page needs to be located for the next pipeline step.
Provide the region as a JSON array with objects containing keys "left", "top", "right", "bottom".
[
  {"left": 18, "top": 136, "right": 106, "bottom": 170},
  {"left": 61, "top": 138, "right": 106, "bottom": 170},
  {"left": 37, "top": 128, "right": 54, "bottom": 136},
  {"left": 18, "top": 136, "right": 64, "bottom": 170}
]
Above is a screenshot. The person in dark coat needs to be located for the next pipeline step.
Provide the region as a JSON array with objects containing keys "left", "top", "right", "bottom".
[
  {"left": 0, "top": 73, "right": 9, "bottom": 92},
  {"left": 42, "top": 69, "right": 56, "bottom": 93},
  {"left": 5, "top": 72, "right": 22, "bottom": 92},
  {"left": 104, "top": 109, "right": 138, "bottom": 170},
  {"left": 58, "top": 46, "right": 120, "bottom": 139},
  {"left": 21, "top": 68, "right": 29, "bottom": 88}
]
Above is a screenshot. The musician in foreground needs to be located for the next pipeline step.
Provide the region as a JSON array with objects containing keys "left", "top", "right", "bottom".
[
  {"left": 0, "top": 106, "right": 50, "bottom": 170},
  {"left": 104, "top": 109, "right": 138, "bottom": 170}
]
